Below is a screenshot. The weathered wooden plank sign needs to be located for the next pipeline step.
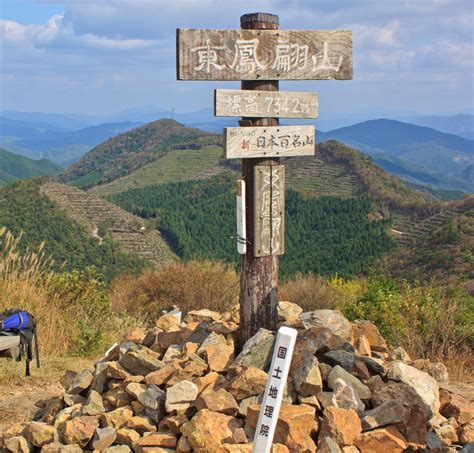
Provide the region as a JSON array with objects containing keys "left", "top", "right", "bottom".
[
  {"left": 215, "top": 89, "right": 319, "bottom": 118},
  {"left": 236, "top": 180, "right": 247, "bottom": 255},
  {"left": 254, "top": 165, "right": 285, "bottom": 257},
  {"left": 225, "top": 125, "right": 316, "bottom": 159},
  {"left": 252, "top": 326, "right": 297, "bottom": 453},
  {"left": 177, "top": 29, "right": 352, "bottom": 80}
]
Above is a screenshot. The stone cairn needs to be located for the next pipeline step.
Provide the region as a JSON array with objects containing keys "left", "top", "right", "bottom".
[{"left": 1, "top": 302, "right": 473, "bottom": 452}]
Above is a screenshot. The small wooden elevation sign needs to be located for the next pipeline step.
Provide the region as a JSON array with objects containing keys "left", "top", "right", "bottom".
[
  {"left": 177, "top": 29, "right": 352, "bottom": 80},
  {"left": 215, "top": 90, "right": 319, "bottom": 119},
  {"left": 225, "top": 125, "right": 315, "bottom": 159}
]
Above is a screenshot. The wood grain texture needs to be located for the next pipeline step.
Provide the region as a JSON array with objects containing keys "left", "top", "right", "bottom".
[
  {"left": 254, "top": 165, "right": 285, "bottom": 257},
  {"left": 225, "top": 125, "right": 316, "bottom": 159},
  {"left": 177, "top": 29, "right": 352, "bottom": 80},
  {"left": 215, "top": 89, "right": 319, "bottom": 118}
]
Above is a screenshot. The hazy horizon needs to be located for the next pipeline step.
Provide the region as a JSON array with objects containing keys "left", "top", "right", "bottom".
[{"left": 1, "top": 0, "right": 473, "bottom": 118}]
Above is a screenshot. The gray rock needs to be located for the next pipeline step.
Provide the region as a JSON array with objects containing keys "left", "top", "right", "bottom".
[
  {"left": 67, "top": 369, "right": 93, "bottom": 395},
  {"left": 317, "top": 392, "right": 337, "bottom": 409},
  {"left": 142, "top": 327, "right": 161, "bottom": 347},
  {"left": 92, "top": 427, "right": 116, "bottom": 450},
  {"left": 138, "top": 384, "right": 166, "bottom": 410},
  {"left": 361, "top": 399, "right": 407, "bottom": 430},
  {"left": 300, "top": 310, "right": 353, "bottom": 345},
  {"left": 333, "top": 377, "right": 364, "bottom": 413},
  {"left": 165, "top": 380, "right": 198, "bottom": 412},
  {"left": 91, "top": 361, "right": 108, "bottom": 393},
  {"left": 63, "top": 393, "right": 86, "bottom": 407},
  {"left": 162, "top": 344, "right": 182, "bottom": 363},
  {"left": 103, "top": 447, "right": 132, "bottom": 453},
  {"left": 358, "top": 356, "right": 386, "bottom": 376},
  {"left": 328, "top": 365, "right": 371, "bottom": 400},
  {"left": 119, "top": 347, "right": 164, "bottom": 375},
  {"left": 82, "top": 390, "right": 105, "bottom": 416},
  {"left": 196, "top": 332, "right": 225, "bottom": 356},
  {"left": 324, "top": 350, "right": 356, "bottom": 372},
  {"left": 389, "top": 346, "right": 411, "bottom": 362},
  {"left": 238, "top": 395, "right": 262, "bottom": 417},
  {"left": 293, "top": 352, "right": 323, "bottom": 397},
  {"left": 183, "top": 322, "right": 209, "bottom": 345},
  {"left": 318, "top": 436, "right": 342, "bottom": 453},
  {"left": 387, "top": 361, "right": 440, "bottom": 417},
  {"left": 125, "top": 382, "right": 147, "bottom": 400},
  {"left": 233, "top": 328, "right": 275, "bottom": 371}
]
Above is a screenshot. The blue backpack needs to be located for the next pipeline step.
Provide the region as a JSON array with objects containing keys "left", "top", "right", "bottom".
[{"left": 0, "top": 309, "right": 40, "bottom": 376}]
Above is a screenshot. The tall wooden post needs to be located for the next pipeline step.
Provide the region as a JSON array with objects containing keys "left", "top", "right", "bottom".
[{"left": 239, "top": 12, "right": 280, "bottom": 348}]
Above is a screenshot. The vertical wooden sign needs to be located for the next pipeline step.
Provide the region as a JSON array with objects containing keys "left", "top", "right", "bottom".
[{"left": 254, "top": 165, "right": 285, "bottom": 257}]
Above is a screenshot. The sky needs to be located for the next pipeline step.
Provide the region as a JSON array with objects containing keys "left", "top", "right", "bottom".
[{"left": 1, "top": 0, "right": 473, "bottom": 119}]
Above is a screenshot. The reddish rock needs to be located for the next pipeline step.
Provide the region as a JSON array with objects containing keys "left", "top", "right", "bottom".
[
  {"left": 115, "top": 428, "right": 140, "bottom": 448},
  {"left": 180, "top": 409, "right": 241, "bottom": 452},
  {"left": 123, "top": 327, "right": 146, "bottom": 343},
  {"left": 62, "top": 416, "right": 98, "bottom": 448},
  {"left": 228, "top": 366, "right": 267, "bottom": 400},
  {"left": 206, "top": 342, "right": 234, "bottom": 372},
  {"left": 194, "top": 371, "right": 220, "bottom": 394},
  {"left": 135, "top": 432, "right": 177, "bottom": 448},
  {"left": 23, "top": 422, "right": 56, "bottom": 448},
  {"left": 439, "top": 391, "right": 474, "bottom": 425},
  {"left": 352, "top": 320, "right": 387, "bottom": 352},
  {"left": 319, "top": 407, "right": 362, "bottom": 447},
  {"left": 354, "top": 426, "right": 408, "bottom": 453},
  {"left": 247, "top": 404, "right": 317, "bottom": 452},
  {"left": 195, "top": 387, "right": 239, "bottom": 415},
  {"left": 4, "top": 436, "right": 31, "bottom": 453}
]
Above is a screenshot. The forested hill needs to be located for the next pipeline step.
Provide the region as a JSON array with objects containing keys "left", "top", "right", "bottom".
[
  {"left": 0, "top": 178, "right": 175, "bottom": 279},
  {"left": 59, "top": 119, "right": 221, "bottom": 189},
  {"left": 0, "top": 147, "right": 60, "bottom": 187}
]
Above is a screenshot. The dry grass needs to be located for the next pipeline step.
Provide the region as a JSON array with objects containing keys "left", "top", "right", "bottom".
[
  {"left": 0, "top": 228, "right": 72, "bottom": 356},
  {"left": 280, "top": 273, "right": 339, "bottom": 312},
  {"left": 110, "top": 260, "right": 239, "bottom": 322}
]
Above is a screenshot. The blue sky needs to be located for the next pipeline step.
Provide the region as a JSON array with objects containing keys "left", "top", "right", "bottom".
[{"left": 1, "top": 0, "right": 473, "bottom": 118}]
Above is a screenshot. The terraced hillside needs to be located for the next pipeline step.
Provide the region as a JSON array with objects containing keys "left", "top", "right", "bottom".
[
  {"left": 90, "top": 145, "right": 225, "bottom": 197},
  {"left": 40, "top": 180, "right": 176, "bottom": 264},
  {"left": 380, "top": 196, "right": 474, "bottom": 281},
  {"left": 60, "top": 119, "right": 221, "bottom": 189},
  {"left": 59, "top": 118, "right": 462, "bottom": 249}
]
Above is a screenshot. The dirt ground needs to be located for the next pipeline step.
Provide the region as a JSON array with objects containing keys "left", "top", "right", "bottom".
[{"left": 0, "top": 356, "right": 93, "bottom": 435}]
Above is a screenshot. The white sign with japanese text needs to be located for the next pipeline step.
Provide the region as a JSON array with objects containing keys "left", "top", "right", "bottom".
[
  {"left": 224, "top": 125, "right": 316, "bottom": 159},
  {"left": 252, "top": 326, "right": 298, "bottom": 453},
  {"left": 177, "top": 29, "right": 352, "bottom": 81},
  {"left": 215, "top": 89, "right": 319, "bottom": 119}
]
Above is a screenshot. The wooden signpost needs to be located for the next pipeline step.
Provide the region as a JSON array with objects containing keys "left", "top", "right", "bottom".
[
  {"left": 215, "top": 89, "right": 319, "bottom": 118},
  {"left": 224, "top": 125, "right": 315, "bottom": 158},
  {"left": 177, "top": 28, "right": 352, "bottom": 80},
  {"left": 177, "top": 13, "right": 352, "bottom": 348}
]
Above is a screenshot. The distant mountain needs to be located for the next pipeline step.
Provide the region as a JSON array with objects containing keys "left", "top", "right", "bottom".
[
  {"left": 319, "top": 119, "right": 474, "bottom": 192},
  {"left": 0, "top": 117, "right": 142, "bottom": 165},
  {"left": 408, "top": 113, "right": 474, "bottom": 140},
  {"left": 59, "top": 119, "right": 221, "bottom": 188},
  {"left": 0, "top": 148, "right": 60, "bottom": 187}
]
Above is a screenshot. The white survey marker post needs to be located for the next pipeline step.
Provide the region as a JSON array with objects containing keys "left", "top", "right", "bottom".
[
  {"left": 252, "top": 326, "right": 297, "bottom": 453},
  {"left": 236, "top": 180, "right": 247, "bottom": 254}
]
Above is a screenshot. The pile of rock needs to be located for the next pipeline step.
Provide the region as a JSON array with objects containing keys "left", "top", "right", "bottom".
[{"left": 1, "top": 302, "right": 473, "bottom": 452}]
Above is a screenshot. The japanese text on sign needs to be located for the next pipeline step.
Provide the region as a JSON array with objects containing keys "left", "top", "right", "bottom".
[
  {"left": 225, "top": 125, "right": 316, "bottom": 159},
  {"left": 177, "top": 29, "right": 352, "bottom": 80},
  {"left": 215, "top": 89, "right": 319, "bottom": 119},
  {"left": 252, "top": 327, "right": 297, "bottom": 453}
]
